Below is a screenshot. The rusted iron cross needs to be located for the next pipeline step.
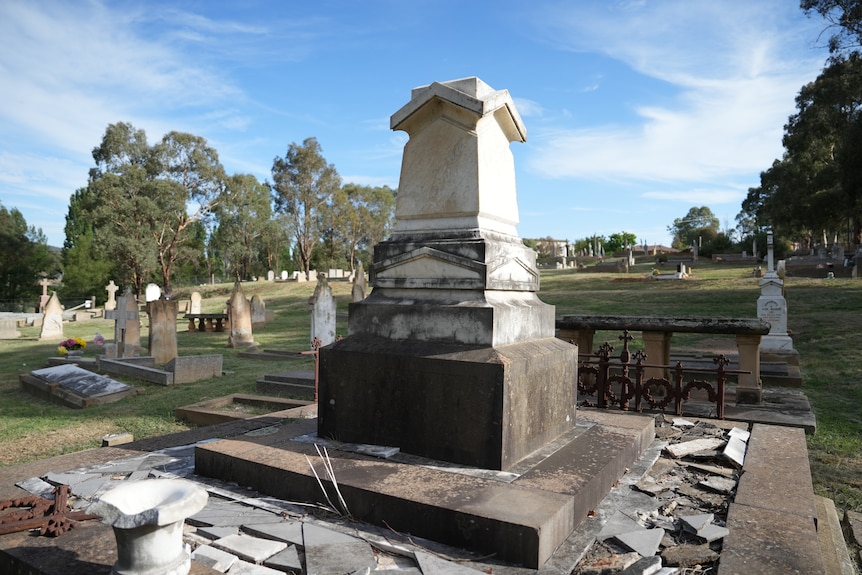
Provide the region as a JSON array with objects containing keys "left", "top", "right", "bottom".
[{"left": 0, "top": 485, "right": 100, "bottom": 537}]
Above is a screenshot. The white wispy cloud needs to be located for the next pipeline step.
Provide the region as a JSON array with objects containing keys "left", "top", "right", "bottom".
[{"left": 525, "top": 1, "right": 826, "bottom": 186}]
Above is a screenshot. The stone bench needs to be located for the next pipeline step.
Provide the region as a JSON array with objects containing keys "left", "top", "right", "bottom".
[
  {"left": 184, "top": 313, "right": 229, "bottom": 332},
  {"left": 556, "top": 315, "right": 771, "bottom": 403}
]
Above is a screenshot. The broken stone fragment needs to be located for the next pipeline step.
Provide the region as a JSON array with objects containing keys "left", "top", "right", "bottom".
[
  {"left": 661, "top": 542, "right": 719, "bottom": 567},
  {"left": 663, "top": 438, "right": 725, "bottom": 459}
]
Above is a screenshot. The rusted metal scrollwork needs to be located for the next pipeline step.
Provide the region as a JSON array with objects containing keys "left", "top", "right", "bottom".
[
  {"left": 577, "top": 336, "right": 741, "bottom": 419},
  {"left": 0, "top": 485, "right": 100, "bottom": 537}
]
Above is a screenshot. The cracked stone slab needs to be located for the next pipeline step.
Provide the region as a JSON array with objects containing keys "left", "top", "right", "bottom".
[
  {"left": 192, "top": 544, "right": 238, "bottom": 572},
  {"left": 414, "top": 551, "right": 487, "bottom": 574},
  {"left": 597, "top": 511, "right": 645, "bottom": 541},
  {"left": 16, "top": 476, "right": 56, "bottom": 497},
  {"left": 263, "top": 545, "right": 302, "bottom": 572},
  {"left": 612, "top": 528, "right": 664, "bottom": 558},
  {"left": 305, "top": 540, "right": 376, "bottom": 575},
  {"left": 211, "top": 533, "right": 287, "bottom": 563},
  {"left": 663, "top": 438, "right": 725, "bottom": 459},
  {"left": 226, "top": 559, "right": 284, "bottom": 574},
  {"left": 195, "top": 525, "right": 238, "bottom": 540},
  {"left": 698, "top": 476, "right": 736, "bottom": 494},
  {"left": 243, "top": 521, "right": 304, "bottom": 546}
]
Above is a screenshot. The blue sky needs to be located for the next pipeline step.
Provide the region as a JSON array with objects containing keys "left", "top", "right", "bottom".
[{"left": 0, "top": 0, "right": 830, "bottom": 249}]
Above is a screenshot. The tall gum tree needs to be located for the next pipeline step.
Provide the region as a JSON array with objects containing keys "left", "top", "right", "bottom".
[
  {"left": 270, "top": 138, "right": 341, "bottom": 280},
  {"left": 86, "top": 123, "right": 226, "bottom": 295}
]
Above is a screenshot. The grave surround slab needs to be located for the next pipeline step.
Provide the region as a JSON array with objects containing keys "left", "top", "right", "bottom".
[{"left": 0, "top": 409, "right": 837, "bottom": 575}]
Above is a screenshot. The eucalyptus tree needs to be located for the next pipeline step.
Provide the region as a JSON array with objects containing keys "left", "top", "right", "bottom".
[
  {"left": 270, "top": 138, "right": 341, "bottom": 279},
  {"left": 85, "top": 123, "right": 227, "bottom": 294},
  {"left": 210, "top": 173, "right": 272, "bottom": 281}
]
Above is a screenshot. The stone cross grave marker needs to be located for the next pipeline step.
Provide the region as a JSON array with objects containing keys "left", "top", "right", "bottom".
[
  {"left": 104, "top": 280, "right": 119, "bottom": 311},
  {"left": 38, "top": 278, "right": 50, "bottom": 312},
  {"left": 105, "top": 288, "right": 140, "bottom": 358},
  {"left": 758, "top": 230, "right": 794, "bottom": 356},
  {"left": 309, "top": 274, "right": 335, "bottom": 347},
  {"left": 39, "top": 292, "right": 63, "bottom": 341}
]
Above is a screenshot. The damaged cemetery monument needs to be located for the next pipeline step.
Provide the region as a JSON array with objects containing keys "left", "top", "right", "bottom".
[{"left": 317, "top": 77, "right": 578, "bottom": 471}]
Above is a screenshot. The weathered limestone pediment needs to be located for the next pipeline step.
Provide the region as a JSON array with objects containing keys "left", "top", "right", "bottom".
[
  {"left": 372, "top": 246, "right": 485, "bottom": 289},
  {"left": 487, "top": 255, "right": 539, "bottom": 290}
]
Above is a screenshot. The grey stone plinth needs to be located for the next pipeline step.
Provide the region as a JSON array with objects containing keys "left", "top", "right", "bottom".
[{"left": 318, "top": 336, "right": 577, "bottom": 471}]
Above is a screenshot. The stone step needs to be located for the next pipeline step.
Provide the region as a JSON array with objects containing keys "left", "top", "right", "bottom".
[
  {"left": 255, "top": 371, "right": 315, "bottom": 400},
  {"left": 193, "top": 412, "right": 654, "bottom": 569}
]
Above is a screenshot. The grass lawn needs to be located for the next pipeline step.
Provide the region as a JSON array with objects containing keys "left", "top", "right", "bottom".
[{"left": 0, "top": 262, "right": 859, "bottom": 513}]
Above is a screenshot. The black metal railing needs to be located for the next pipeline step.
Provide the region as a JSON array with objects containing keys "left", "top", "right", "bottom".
[{"left": 576, "top": 330, "right": 749, "bottom": 419}]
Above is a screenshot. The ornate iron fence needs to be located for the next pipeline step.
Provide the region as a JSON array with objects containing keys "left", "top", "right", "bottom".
[{"left": 576, "top": 330, "right": 749, "bottom": 419}]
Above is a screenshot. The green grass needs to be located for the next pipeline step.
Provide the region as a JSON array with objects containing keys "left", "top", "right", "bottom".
[{"left": 1, "top": 262, "right": 860, "bottom": 512}]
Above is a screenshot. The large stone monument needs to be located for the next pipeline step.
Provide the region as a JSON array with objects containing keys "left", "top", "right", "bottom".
[{"left": 318, "top": 78, "right": 577, "bottom": 471}]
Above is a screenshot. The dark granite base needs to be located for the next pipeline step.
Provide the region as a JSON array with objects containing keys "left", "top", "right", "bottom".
[{"left": 318, "top": 336, "right": 577, "bottom": 471}]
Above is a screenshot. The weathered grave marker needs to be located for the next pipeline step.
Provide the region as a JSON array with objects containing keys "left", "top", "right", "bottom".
[
  {"left": 227, "top": 282, "right": 255, "bottom": 348},
  {"left": 250, "top": 294, "right": 267, "bottom": 330},
  {"left": 39, "top": 292, "right": 63, "bottom": 341},
  {"left": 351, "top": 262, "right": 367, "bottom": 302},
  {"left": 190, "top": 291, "right": 202, "bottom": 315},
  {"left": 38, "top": 278, "right": 50, "bottom": 312},
  {"left": 104, "top": 288, "right": 140, "bottom": 358},
  {"left": 104, "top": 280, "right": 119, "bottom": 311},
  {"left": 148, "top": 298, "right": 178, "bottom": 364},
  {"left": 308, "top": 274, "right": 336, "bottom": 346}
]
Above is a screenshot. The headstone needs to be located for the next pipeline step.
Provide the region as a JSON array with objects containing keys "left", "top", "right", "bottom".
[
  {"left": 227, "top": 282, "right": 255, "bottom": 348},
  {"left": 0, "top": 318, "right": 21, "bottom": 339},
  {"left": 281, "top": 270, "right": 288, "bottom": 280},
  {"left": 307, "top": 270, "right": 318, "bottom": 283},
  {"left": 757, "top": 231, "right": 795, "bottom": 361},
  {"left": 39, "top": 292, "right": 64, "bottom": 341},
  {"left": 250, "top": 294, "right": 267, "bottom": 330},
  {"left": 104, "top": 280, "right": 119, "bottom": 311},
  {"left": 147, "top": 298, "right": 178, "bottom": 364},
  {"left": 351, "top": 263, "right": 367, "bottom": 302},
  {"left": 145, "top": 283, "right": 161, "bottom": 302},
  {"left": 267, "top": 270, "right": 275, "bottom": 281},
  {"left": 190, "top": 291, "right": 202, "bottom": 315},
  {"left": 309, "top": 275, "right": 336, "bottom": 346},
  {"left": 105, "top": 288, "right": 141, "bottom": 358},
  {"left": 319, "top": 78, "right": 577, "bottom": 471},
  {"left": 38, "top": 278, "right": 50, "bottom": 312}
]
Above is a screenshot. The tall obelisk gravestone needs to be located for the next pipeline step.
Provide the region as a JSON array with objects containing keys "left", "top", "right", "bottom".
[{"left": 318, "top": 78, "right": 577, "bottom": 471}]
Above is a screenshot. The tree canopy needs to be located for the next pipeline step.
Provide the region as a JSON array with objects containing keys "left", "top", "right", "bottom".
[
  {"left": 83, "top": 123, "right": 227, "bottom": 294},
  {"left": 742, "top": 53, "right": 862, "bottom": 246},
  {"left": 667, "top": 206, "right": 720, "bottom": 249},
  {"left": 271, "top": 138, "right": 342, "bottom": 279},
  {"left": 0, "top": 203, "right": 55, "bottom": 310}
]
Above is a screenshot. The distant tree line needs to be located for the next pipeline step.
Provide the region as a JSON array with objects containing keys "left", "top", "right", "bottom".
[{"left": 61, "top": 124, "right": 395, "bottom": 300}]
